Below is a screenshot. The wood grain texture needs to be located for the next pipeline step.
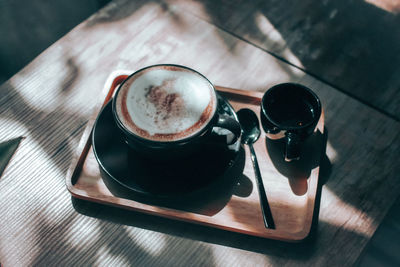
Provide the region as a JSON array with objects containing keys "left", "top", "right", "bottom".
[
  {"left": 67, "top": 72, "right": 324, "bottom": 242},
  {"left": 166, "top": 0, "right": 400, "bottom": 120},
  {"left": 0, "top": 0, "right": 399, "bottom": 266}
]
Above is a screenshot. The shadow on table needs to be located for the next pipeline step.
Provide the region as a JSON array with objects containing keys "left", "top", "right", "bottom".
[
  {"left": 266, "top": 128, "right": 331, "bottom": 196},
  {"left": 72, "top": 191, "right": 360, "bottom": 262},
  {"left": 31, "top": 203, "right": 219, "bottom": 266},
  {"left": 0, "top": 59, "right": 88, "bottom": 176},
  {"left": 85, "top": 0, "right": 176, "bottom": 28},
  {"left": 194, "top": 0, "right": 400, "bottom": 119}
]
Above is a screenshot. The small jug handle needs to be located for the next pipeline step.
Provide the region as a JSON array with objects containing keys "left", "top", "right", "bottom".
[{"left": 285, "top": 132, "right": 301, "bottom": 162}]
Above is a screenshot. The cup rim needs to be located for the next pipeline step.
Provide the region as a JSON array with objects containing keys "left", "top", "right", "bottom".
[
  {"left": 261, "top": 83, "right": 321, "bottom": 130},
  {"left": 112, "top": 64, "right": 218, "bottom": 145}
]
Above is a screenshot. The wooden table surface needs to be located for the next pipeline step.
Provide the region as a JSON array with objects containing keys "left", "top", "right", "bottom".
[{"left": 1, "top": 0, "right": 399, "bottom": 266}]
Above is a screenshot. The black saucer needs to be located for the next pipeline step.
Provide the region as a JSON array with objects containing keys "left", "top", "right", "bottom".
[{"left": 92, "top": 94, "right": 242, "bottom": 202}]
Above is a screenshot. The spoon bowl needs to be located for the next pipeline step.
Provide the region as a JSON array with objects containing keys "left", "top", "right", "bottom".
[{"left": 238, "top": 108, "right": 261, "bottom": 145}]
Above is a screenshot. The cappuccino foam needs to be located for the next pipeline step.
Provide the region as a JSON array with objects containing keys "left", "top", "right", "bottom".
[{"left": 115, "top": 66, "right": 216, "bottom": 141}]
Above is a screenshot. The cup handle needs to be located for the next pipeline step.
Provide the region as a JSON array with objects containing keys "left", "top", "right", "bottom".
[
  {"left": 214, "top": 114, "right": 241, "bottom": 145},
  {"left": 285, "top": 132, "right": 301, "bottom": 162}
]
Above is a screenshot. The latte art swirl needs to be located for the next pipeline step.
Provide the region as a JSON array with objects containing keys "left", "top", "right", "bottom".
[{"left": 115, "top": 66, "right": 217, "bottom": 142}]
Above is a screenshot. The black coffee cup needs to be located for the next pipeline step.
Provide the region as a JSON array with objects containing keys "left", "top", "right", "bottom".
[
  {"left": 260, "top": 83, "right": 321, "bottom": 162},
  {"left": 111, "top": 64, "right": 241, "bottom": 160}
]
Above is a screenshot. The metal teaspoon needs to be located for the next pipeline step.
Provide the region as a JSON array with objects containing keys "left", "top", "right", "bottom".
[{"left": 237, "top": 108, "right": 275, "bottom": 229}]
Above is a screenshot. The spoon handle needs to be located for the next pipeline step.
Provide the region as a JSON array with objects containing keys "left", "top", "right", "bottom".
[{"left": 249, "top": 144, "right": 275, "bottom": 229}]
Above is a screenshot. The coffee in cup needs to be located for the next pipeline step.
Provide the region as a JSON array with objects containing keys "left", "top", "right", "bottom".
[
  {"left": 114, "top": 65, "right": 217, "bottom": 142},
  {"left": 112, "top": 64, "right": 241, "bottom": 159}
]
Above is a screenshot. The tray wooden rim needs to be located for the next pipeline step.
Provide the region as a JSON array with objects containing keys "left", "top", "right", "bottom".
[{"left": 65, "top": 70, "right": 323, "bottom": 242}]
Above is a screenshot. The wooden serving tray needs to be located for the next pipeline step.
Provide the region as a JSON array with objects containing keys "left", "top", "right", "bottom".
[{"left": 66, "top": 70, "right": 325, "bottom": 242}]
